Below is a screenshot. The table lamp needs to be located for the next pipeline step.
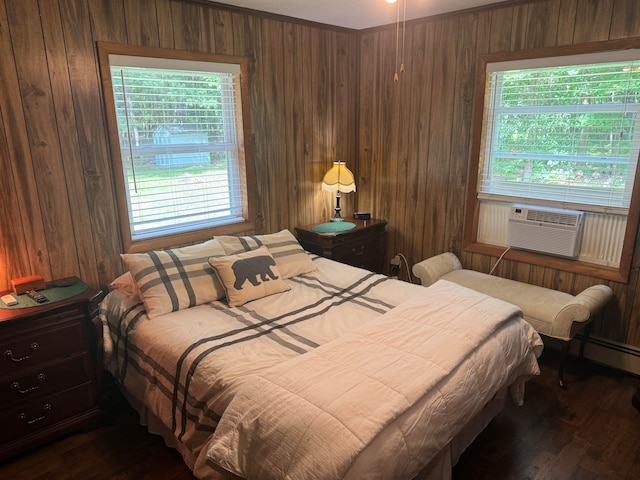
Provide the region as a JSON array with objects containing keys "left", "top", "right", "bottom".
[{"left": 321, "top": 161, "right": 356, "bottom": 222}]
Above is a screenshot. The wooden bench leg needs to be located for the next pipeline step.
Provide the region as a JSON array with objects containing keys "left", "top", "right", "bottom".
[
  {"left": 558, "top": 341, "right": 570, "bottom": 389},
  {"left": 558, "top": 323, "right": 593, "bottom": 389},
  {"left": 579, "top": 322, "right": 593, "bottom": 359}
]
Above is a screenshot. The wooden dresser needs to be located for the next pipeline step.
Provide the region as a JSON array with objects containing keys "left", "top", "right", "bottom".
[
  {"left": 0, "top": 281, "right": 102, "bottom": 461},
  {"left": 295, "top": 219, "right": 387, "bottom": 273}
]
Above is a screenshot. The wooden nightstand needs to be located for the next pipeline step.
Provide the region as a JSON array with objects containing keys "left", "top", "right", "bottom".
[
  {"left": 0, "top": 279, "right": 103, "bottom": 461},
  {"left": 295, "top": 219, "right": 387, "bottom": 273}
]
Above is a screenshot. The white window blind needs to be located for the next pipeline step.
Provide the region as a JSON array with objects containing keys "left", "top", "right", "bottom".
[
  {"left": 479, "top": 50, "right": 640, "bottom": 211},
  {"left": 108, "top": 56, "right": 246, "bottom": 241}
]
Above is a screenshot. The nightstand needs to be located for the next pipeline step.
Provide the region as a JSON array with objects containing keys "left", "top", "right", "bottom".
[
  {"left": 0, "top": 279, "right": 103, "bottom": 461},
  {"left": 295, "top": 219, "right": 387, "bottom": 273}
]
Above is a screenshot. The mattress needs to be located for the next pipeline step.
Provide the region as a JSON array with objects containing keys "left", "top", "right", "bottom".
[{"left": 100, "top": 255, "right": 542, "bottom": 479}]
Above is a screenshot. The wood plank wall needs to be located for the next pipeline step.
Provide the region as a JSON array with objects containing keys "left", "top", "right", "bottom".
[
  {"left": 0, "top": 0, "right": 358, "bottom": 291},
  {"left": 1, "top": 0, "right": 640, "bottom": 353},
  {"left": 358, "top": 0, "right": 640, "bottom": 349}
]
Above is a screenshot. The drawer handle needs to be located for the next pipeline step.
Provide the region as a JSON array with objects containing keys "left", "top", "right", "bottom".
[
  {"left": 352, "top": 245, "right": 365, "bottom": 255},
  {"left": 18, "top": 403, "right": 52, "bottom": 425},
  {"left": 11, "top": 373, "right": 46, "bottom": 394},
  {"left": 4, "top": 342, "right": 39, "bottom": 362}
]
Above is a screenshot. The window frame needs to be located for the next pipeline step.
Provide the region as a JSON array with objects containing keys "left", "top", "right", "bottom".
[
  {"left": 97, "top": 42, "right": 256, "bottom": 253},
  {"left": 464, "top": 38, "right": 640, "bottom": 283}
]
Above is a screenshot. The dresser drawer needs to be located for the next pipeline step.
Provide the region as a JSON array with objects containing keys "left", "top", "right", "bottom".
[
  {"left": 0, "top": 382, "right": 96, "bottom": 444},
  {"left": 331, "top": 236, "right": 384, "bottom": 270},
  {"left": 0, "top": 355, "right": 90, "bottom": 407},
  {"left": 0, "top": 321, "right": 86, "bottom": 376}
]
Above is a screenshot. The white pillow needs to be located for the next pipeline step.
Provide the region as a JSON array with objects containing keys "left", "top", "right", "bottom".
[
  {"left": 208, "top": 246, "right": 290, "bottom": 307},
  {"left": 215, "top": 229, "right": 316, "bottom": 279},
  {"left": 121, "top": 239, "right": 227, "bottom": 318}
]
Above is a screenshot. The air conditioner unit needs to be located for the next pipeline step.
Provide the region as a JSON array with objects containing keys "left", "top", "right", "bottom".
[{"left": 508, "top": 204, "right": 584, "bottom": 258}]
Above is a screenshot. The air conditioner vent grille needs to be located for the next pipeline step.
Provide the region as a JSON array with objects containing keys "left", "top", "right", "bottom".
[
  {"left": 526, "top": 210, "right": 579, "bottom": 226},
  {"left": 508, "top": 204, "right": 585, "bottom": 258}
]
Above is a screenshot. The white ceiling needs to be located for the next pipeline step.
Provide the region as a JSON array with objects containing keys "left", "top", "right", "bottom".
[{"left": 210, "top": 0, "right": 507, "bottom": 30}]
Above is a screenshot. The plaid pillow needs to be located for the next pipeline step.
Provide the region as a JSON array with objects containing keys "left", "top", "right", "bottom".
[
  {"left": 208, "top": 246, "right": 290, "bottom": 307},
  {"left": 121, "top": 239, "right": 227, "bottom": 318},
  {"left": 215, "top": 229, "right": 316, "bottom": 279}
]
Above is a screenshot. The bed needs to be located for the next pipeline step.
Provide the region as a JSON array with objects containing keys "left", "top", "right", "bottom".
[{"left": 100, "top": 230, "right": 543, "bottom": 480}]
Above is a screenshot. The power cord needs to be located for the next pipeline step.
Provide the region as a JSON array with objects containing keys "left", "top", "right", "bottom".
[
  {"left": 390, "top": 253, "right": 415, "bottom": 283},
  {"left": 488, "top": 246, "right": 511, "bottom": 275},
  {"left": 398, "top": 253, "right": 415, "bottom": 283}
]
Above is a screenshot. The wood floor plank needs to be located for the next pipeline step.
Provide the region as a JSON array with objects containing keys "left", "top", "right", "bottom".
[{"left": 1, "top": 349, "right": 638, "bottom": 479}]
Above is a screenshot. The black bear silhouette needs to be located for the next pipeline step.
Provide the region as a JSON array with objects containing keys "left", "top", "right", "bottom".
[{"left": 232, "top": 256, "right": 279, "bottom": 290}]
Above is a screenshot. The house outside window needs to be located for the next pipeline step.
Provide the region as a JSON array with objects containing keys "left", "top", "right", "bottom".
[
  {"left": 98, "top": 43, "right": 255, "bottom": 252},
  {"left": 466, "top": 41, "right": 640, "bottom": 282}
]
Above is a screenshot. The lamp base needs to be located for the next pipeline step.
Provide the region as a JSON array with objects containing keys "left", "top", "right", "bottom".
[{"left": 330, "top": 215, "right": 345, "bottom": 222}]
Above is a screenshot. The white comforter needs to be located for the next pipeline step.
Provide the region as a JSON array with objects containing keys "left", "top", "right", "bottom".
[{"left": 204, "top": 280, "right": 542, "bottom": 480}]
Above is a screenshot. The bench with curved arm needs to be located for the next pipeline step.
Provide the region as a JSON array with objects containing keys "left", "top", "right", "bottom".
[{"left": 413, "top": 252, "right": 613, "bottom": 388}]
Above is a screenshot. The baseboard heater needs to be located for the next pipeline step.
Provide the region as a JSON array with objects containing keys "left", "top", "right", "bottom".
[{"left": 508, "top": 204, "right": 584, "bottom": 258}]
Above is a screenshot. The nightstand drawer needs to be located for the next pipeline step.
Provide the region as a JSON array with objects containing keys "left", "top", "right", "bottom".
[
  {"left": 295, "top": 219, "right": 387, "bottom": 273},
  {"left": 0, "top": 321, "right": 86, "bottom": 376},
  {"left": 331, "top": 238, "right": 381, "bottom": 269},
  {"left": 0, "top": 355, "right": 90, "bottom": 406},
  {"left": 0, "top": 382, "right": 96, "bottom": 444}
]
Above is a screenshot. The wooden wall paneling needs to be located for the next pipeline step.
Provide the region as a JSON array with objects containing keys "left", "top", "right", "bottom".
[
  {"left": 298, "top": 25, "right": 319, "bottom": 225},
  {"left": 0, "top": 1, "right": 48, "bottom": 288},
  {"left": 9, "top": 0, "right": 78, "bottom": 280},
  {"left": 212, "top": 8, "right": 234, "bottom": 55},
  {"left": 555, "top": 0, "right": 577, "bottom": 45},
  {"left": 124, "top": 0, "right": 161, "bottom": 47},
  {"left": 356, "top": 32, "right": 375, "bottom": 217},
  {"left": 88, "top": 0, "right": 127, "bottom": 42},
  {"left": 509, "top": 2, "right": 529, "bottom": 51},
  {"left": 312, "top": 28, "right": 332, "bottom": 224},
  {"left": 524, "top": 0, "right": 560, "bottom": 49},
  {"left": 155, "top": 0, "right": 175, "bottom": 49},
  {"left": 243, "top": 14, "right": 264, "bottom": 231},
  {"left": 488, "top": 5, "right": 514, "bottom": 53},
  {"left": 40, "top": 0, "right": 100, "bottom": 287},
  {"left": 201, "top": 7, "right": 216, "bottom": 53},
  {"left": 59, "top": 0, "right": 122, "bottom": 287},
  {"left": 573, "top": 0, "right": 614, "bottom": 44},
  {"left": 230, "top": 11, "right": 247, "bottom": 55},
  {"left": 378, "top": 28, "right": 398, "bottom": 225},
  {"left": 320, "top": 29, "right": 340, "bottom": 223},
  {"left": 385, "top": 28, "right": 406, "bottom": 262},
  {"left": 412, "top": 22, "right": 436, "bottom": 266},
  {"left": 356, "top": 33, "right": 372, "bottom": 219},
  {"left": 609, "top": 0, "right": 640, "bottom": 39},
  {"left": 172, "top": 1, "right": 206, "bottom": 52},
  {"left": 444, "top": 12, "right": 478, "bottom": 258},
  {"left": 423, "top": 17, "right": 457, "bottom": 258},
  {"left": 259, "top": 18, "right": 286, "bottom": 233},
  {"left": 282, "top": 22, "right": 302, "bottom": 229},
  {"left": 542, "top": 266, "right": 575, "bottom": 296},
  {"left": 0, "top": 114, "right": 26, "bottom": 286},
  {"left": 336, "top": 30, "right": 358, "bottom": 220},
  {"left": 459, "top": 11, "right": 490, "bottom": 271},
  {"left": 403, "top": 22, "right": 431, "bottom": 268}
]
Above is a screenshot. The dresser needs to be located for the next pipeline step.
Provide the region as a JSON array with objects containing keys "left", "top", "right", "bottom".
[
  {"left": 0, "top": 280, "right": 102, "bottom": 461},
  {"left": 295, "top": 219, "right": 387, "bottom": 273}
]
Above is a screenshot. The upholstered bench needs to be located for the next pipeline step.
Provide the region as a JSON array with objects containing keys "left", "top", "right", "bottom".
[{"left": 412, "top": 252, "right": 613, "bottom": 388}]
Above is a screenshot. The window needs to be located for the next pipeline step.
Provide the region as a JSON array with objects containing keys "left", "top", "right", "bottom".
[
  {"left": 98, "top": 43, "right": 255, "bottom": 252},
  {"left": 465, "top": 40, "right": 640, "bottom": 282}
]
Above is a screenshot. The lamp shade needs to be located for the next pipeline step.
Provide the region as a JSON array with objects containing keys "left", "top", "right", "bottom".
[{"left": 321, "top": 162, "right": 356, "bottom": 193}]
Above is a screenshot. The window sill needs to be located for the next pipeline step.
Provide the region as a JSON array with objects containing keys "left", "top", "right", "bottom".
[{"left": 463, "top": 241, "right": 626, "bottom": 283}]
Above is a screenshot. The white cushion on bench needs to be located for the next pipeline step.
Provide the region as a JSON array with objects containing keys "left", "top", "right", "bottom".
[{"left": 412, "top": 253, "right": 613, "bottom": 342}]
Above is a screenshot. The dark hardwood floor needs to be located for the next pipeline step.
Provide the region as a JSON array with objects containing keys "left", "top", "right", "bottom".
[{"left": 1, "top": 349, "right": 639, "bottom": 479}]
